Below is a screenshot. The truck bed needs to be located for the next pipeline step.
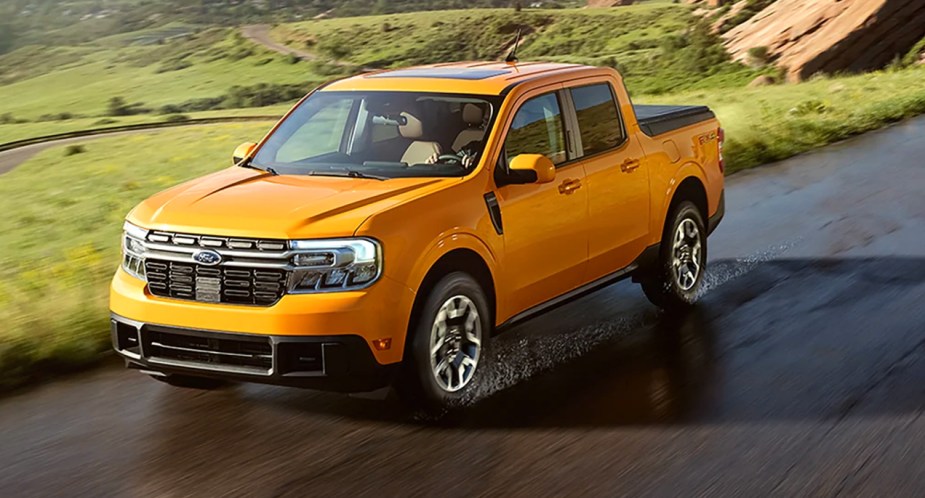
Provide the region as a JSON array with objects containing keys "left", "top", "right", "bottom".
[{"left": 634, "top": 105, "right": 716, "bottom": 137}]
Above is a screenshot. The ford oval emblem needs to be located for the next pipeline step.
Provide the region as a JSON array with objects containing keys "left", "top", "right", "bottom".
[{"left": 193, "top": 249, "right": 223, "bottom": 266}]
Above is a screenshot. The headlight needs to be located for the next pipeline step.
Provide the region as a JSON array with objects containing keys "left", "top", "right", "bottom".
[
  {"left": 289, "top": 238, "right": 382, "bottom": 292},
  {"left": 122, "top": 221, "right": 147, "bottom": 281}
]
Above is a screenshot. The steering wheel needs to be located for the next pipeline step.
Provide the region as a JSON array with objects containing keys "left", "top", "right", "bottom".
[{"left": 436, "top": 154, "right": 462, "bottom": 164}]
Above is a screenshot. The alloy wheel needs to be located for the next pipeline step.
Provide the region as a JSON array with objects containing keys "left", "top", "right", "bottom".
[{"left": 429, "top": 295, "right": 482, "bottom": 393}]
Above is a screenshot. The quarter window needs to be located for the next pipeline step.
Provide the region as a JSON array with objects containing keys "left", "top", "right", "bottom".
[
  {"left": 505, "top": 93, "right": 567, "bottom": 166},
  {"left": 570, "top": 84, "right": 625, "bottom": 156}
]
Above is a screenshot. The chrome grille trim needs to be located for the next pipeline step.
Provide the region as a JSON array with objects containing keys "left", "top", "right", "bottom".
[
  {"left": 146, "top": 231, "right": 290, "bottom": 251},
  {"left": 141, "top": 230, "right": 294, "bottom": 306}
]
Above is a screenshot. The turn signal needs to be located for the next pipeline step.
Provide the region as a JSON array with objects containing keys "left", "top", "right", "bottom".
[{"left": 372, "top": 338, "right": 392, "bottom": 351}]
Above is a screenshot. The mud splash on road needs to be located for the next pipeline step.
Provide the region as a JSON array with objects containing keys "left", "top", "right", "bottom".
[{"left": 459, "top": 241, "right": 799, "bottom": 406}]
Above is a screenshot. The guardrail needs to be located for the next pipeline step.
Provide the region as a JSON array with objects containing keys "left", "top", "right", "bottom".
[{"left": 0, "top": 116, "right": 281, "bottom": 153}]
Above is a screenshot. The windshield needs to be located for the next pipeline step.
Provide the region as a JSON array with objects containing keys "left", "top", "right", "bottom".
[{"left": 251, "top": 91, "right": 499, "bottom": 179}]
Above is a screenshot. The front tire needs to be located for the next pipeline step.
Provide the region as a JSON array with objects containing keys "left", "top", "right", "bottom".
[
  {"left": 640, "top": 201, "right": 707, "bottom": 311},
  {"left": 396, "top": 272, "right": 490, "bottom": 415}
]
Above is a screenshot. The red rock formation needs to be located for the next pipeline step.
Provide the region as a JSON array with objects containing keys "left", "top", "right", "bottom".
[{"left": 724, "top": 0, "right": 925, "bottom": 82}]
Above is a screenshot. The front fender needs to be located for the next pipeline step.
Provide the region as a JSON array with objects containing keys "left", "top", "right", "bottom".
[{"left": 406, "top": 231, "right": 499, "bottom": 296}]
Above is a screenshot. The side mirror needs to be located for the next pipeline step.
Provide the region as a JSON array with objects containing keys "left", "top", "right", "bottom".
[
  {"left": 232, "top": 142, "right": 257, "bottom": 165},
  {"left": 507, "top": 154, "right": 556, "bottom": 185}
]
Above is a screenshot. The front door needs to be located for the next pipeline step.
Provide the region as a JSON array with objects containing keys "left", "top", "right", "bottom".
[{"left": 494, "top": 90, "right": 589, "bottom": 316}]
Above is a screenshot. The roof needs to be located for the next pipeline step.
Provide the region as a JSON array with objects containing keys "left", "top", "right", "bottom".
[{"left": 321, "top": 61, "right": 599, "bottom": 96}]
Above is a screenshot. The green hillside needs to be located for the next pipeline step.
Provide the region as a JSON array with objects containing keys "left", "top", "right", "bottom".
[
  {"left": 273, "top": 4, "right": 762, "bottom": 94},
  {"left": 0, "top": 0, "right": 581, "bottom": 51},
  {"left": 0, "top": 28, "right": 324, "bottom": 122},
  {"left": 0, "top": 1, "right": 759, "bottom": 130}
]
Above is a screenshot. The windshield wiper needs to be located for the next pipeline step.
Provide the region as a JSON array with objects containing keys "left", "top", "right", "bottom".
[
  {"left": 308, "top": 170, "right": 388, "bottom": 181},
  {"left": 237, "top": 158, "right": 278, "bottom": 176}
]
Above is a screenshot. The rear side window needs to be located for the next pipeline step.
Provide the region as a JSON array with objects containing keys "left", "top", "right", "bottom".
[
  {"left": 570, "top": 84, "right": 625, "bottom": 156},
  {"left": 505, "top": 93, "right": 567, "bottom": 166}
]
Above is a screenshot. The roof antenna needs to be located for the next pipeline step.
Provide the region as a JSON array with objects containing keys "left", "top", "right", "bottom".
[{"left": 505, "top": 28, "right": 522, "bottom": 64}]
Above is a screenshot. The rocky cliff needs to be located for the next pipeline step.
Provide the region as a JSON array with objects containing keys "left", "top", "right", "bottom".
[{"left": 723, "top": 0, "right": 925, "bottom": 82}]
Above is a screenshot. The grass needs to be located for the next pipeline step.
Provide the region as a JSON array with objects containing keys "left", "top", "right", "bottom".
[
  {"left": 637, "top": 65, "right": 925, "bottom": 172},
  {"left": 0, "top": 105, "right": 291, "bottom": 145},
  {"left": 0, "top": 29, "right": 325, "bottom": 121},
  {"left": 0, "top": 121, "right": 275, "bottom": 392}
]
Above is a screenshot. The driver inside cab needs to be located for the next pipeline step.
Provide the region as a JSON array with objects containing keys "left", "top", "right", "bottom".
[{"left": 422, "top": 103, "right": 489, "bottom": 169}]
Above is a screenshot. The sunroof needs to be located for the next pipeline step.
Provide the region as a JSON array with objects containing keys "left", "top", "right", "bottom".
[{"left": 368, "top": 68, "right": 511, "bottom": 80}]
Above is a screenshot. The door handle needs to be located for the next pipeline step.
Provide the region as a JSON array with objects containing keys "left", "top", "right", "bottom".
[
  {"left": 621, "top": 158, "right": 641, "bottom": 173},
  {"left": 558, "top": 179, "right": 582, "bottom": 195}
]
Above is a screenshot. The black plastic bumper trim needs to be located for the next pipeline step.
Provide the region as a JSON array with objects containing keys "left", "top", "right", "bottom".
[{"left": 110, "top": 314, "right": 396, "bottom": 393}]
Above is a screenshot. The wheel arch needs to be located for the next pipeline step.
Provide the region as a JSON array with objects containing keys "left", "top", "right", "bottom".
[
  {"left": 668, "top": 175, "right": 709, "bottom": 227},
  {"left": 642, "top": 173, "right": 708, "bottom": 275},
  {"left": 405, "top": 245, "right": 497, "bottom": 359}
]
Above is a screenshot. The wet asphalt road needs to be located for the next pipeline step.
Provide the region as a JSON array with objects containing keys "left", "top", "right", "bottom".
[{"left": 2, "top": 117, "right": 925, "bottom": 496}]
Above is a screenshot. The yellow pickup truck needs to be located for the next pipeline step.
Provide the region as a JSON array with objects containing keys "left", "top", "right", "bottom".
[{"left": 111, "top": 61, "right": 725, "bottom": 412}]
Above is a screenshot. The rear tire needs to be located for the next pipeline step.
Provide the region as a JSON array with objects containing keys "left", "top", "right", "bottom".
[
  {"left": 640, "top": 201, "right": 707, "bottom": 311},
  {"left": 151, "top": 374, "right": 226, "bottom": 390},
  {"left": 395, "top": 272, "right": 491, "bottom": 416}
]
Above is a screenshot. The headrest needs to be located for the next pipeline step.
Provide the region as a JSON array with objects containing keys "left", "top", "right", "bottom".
[
  {"left": 462, "top": 103, "right": 483, "bottom": 126},
  {"left": 399, "top": 111, "right": 424, "bottom": 139}
]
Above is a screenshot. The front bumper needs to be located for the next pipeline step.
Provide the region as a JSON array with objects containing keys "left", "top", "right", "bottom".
[
  {"left": 110, "top": 267, "right": 417, "bottom": 366},
  {"left": 111, "top": 314, "right": 396, "bottom": 392}
]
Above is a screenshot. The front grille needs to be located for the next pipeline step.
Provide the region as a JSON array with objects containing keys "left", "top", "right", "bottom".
[
  {"left": 145, "top": 260, "right": 288, "bottom": 305},
  {"left": 145, "top": 327, "right": 273, "bottom": 374}
]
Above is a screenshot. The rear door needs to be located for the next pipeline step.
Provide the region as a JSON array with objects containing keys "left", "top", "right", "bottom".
[
  {"left": 562, "top": 79, "right": 651, "bottom": 281},
  {"left": 494, "top": 88, "right": 590, "bottom": 316}
]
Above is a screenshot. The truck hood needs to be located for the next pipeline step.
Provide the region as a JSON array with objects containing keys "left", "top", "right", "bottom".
[{"left": 129, "top": 168, "right": 447, "bottom": 239}]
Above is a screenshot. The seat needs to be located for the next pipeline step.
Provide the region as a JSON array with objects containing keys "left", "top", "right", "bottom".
[
  {"left": 399, "top": 111, "right": 441, "bottom": 165},
  {"left": 452, "top": 103, "right": 486, "bottom": 151}
]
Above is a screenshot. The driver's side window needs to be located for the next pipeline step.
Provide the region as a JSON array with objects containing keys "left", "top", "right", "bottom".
[{"left": 505, "top": 93, "right": 567, "bottom": 167}]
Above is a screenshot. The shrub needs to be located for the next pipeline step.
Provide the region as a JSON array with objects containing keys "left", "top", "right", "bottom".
[
  {"left": 37, "top": 113, "right": 77, "bottom": 122},
  {"left": 107, "top": 97, "right": 149, "bottom": 116},
  {"left": 658, "top": 22, "right": 730, "bottom": 75},
  {"left": 158, "top": 97, "right": 225, "bottom": 114},
  {"left": 224, "top": 82, "right": 308, "bottom": 108},
  {"left": 158, "top": 82, "right": 312, "bottom": 113},
  {"left": 63, "top": 145, "right": 85, "bottom": 156},
  {"left": 163, "top": 114, "right": 190, "bottom": 123},
  {"left": 747, "top": 46, "right": 770, "bottom": 65},
  {"left": 155, "top": 59, "right": 193, "bottom": 73},
  {"left": 0, "top": 113, "right": 24, "bottom": 124}
]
